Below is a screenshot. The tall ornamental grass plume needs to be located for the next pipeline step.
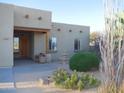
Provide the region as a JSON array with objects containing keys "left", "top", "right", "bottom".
[{"left": 98, "top": 0, "right": 124, "bottom": 93}]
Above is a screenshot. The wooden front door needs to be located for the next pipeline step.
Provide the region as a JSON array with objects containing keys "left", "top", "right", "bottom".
[{"left": 19, "top": 35, "right": 29, "bottom": 58}]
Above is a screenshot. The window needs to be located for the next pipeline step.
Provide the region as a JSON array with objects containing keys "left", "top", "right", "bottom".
[
  {"left": 14, "top": 37, "right": 19, "bottom": 53},
  {"left": 49, "top": 37, "right": 57, "bottom": 52},
  {"left": 74, "top": 39, "right": 80, "bottom": 51}
]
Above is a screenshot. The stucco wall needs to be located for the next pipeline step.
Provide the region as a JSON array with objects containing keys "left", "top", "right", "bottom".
[
  {"left": 0, "top": 3, "right": 90, "bottom": 67},
  {"left": 14, "top": 6, "right": 52, "bottom": 30},
  {"left": 34, "top": 32, "right": 46, "bottom": 58},
  {"left": 49, "top": 22, "right": 90, "bottom": 61},
  {"left": 0, "top": 3, "right": 14, "bottom": 67}
]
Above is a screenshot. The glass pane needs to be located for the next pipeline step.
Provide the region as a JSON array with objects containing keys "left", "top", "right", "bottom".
[
  {"left": 49, "top": 38, "right": 52, "bottom": 50},
  {"left": 74, "top": 39, "right": 80, "bottom": 51},
  {"left": 14, "top": 37, "right": 19, "bottom": 53},
  {"left": 49, "top": 37, "right": 57, "bottom": 51},
  {"left": 52, "top": 37, "right": 57, "bottom": 51},
  {"left": 74, "top": 39, "right": 78, "bottom": 50},
  {"left": 78, "top": 40, "right": 80, "bottom": 50}
]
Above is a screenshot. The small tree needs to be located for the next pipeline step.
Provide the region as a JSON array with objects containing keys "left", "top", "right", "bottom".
[{"left": 90, "top": 31, "right": 100, "bottom": 46}]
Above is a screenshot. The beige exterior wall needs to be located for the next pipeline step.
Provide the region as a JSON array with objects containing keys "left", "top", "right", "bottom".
[
  {"left": 14, "top": 6, "right": 52, "bottom": 30},
  {"left": 49, "top": 22, "right": 90, "bottom": 61},
  {"left": 0, "top": 3, "right": 14, "bottom": 67},
  {"left": 0, "top": 3, "right": 90, "bottom": 67},
  {"left": 34, "top": 32, "right": 46, "bottom": 57},
  {"left": 0, "top": 3, "right": 52, "bottom": 67}
]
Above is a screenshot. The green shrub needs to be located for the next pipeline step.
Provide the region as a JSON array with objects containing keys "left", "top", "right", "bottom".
[
  {"left": 69, "top": 52, "right": 100, "bottom": 71},
  {"left": 64, "top": 70, "right": 79, "bottom": 89},
  {"left": 80, "top": 73, "right": 101, "bottom": 88},
  {"left": 69, "top": 70, "right": 78, "bottom": 89},
  {"left": 52, "top": 69, "right": 100, "bottom": 91},
  {"left": 64, "top": 78, "right": 72, "bottom": 89},
  {"left": 77, "top": 80, "right": 84, "bottom": 91},
  {"left": 52, "top": 68, "right": 68, "bottom": 86}
]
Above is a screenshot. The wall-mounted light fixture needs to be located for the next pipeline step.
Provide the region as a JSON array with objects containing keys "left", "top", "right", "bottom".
[{"left": 25, "top": 14, "right": 29, "bottom": 19}]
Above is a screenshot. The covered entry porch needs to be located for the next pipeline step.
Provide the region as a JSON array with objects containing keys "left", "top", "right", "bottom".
[{"left": 14, "top": 27, "right": 50, "bottom": 66}]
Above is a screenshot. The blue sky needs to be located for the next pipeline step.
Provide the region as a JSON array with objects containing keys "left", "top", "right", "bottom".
[{"left": 0, "top": 0, "right": 105, "bottom": 31}]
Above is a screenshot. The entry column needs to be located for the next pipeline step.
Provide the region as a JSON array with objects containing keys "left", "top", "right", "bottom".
[{"left": 0, "top": 4, "right": 14, "bottom": 67}]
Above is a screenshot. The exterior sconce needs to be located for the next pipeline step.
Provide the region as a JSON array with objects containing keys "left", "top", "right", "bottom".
[
  {"left": 25, "top": 14, "right": 29, "bottom": 19},
  {"left": 38, "top": 16, "right": 42, "bottom": 20},
  {"left": 57, "top": 28, "right": 61, "bottom": 31},
  {"left": 69, "top": 30, "right": 72, "bottom": 32}
]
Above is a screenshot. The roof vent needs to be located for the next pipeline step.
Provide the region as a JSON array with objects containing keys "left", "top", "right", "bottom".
[
  {"left": 25, "top": 14, "right": 29, "bottom": 19},
  {"left": 57, "top": 28, "right": 61, "bottom": 31},
  {"left": 69, "top": 30, "right": 72, "bottom": 32},
  {"left": 38, "top": 16, "right": 42, "bottom": 20},
  {"left": 80, "top": 30, "right": 83, "bottom": 33}
]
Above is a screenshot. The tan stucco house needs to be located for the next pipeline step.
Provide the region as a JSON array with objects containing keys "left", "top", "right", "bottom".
[{"left": 0, "top": 3, "right": 90, "bottom": 67}]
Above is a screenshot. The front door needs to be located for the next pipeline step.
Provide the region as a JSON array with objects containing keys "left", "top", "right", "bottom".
[{"left": 19, "top": 35, "right": 29, "bottom": 58}]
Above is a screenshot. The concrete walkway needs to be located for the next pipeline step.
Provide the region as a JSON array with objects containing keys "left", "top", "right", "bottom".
[
  {"left": 0, "top": 60, "right": 71, "bottom": 93},
  {"left": 0, "top": 59, "right": 97, "bottom": 93},
  {"left": 0, "top": 67, "right": 16, "bottom": 93}
]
